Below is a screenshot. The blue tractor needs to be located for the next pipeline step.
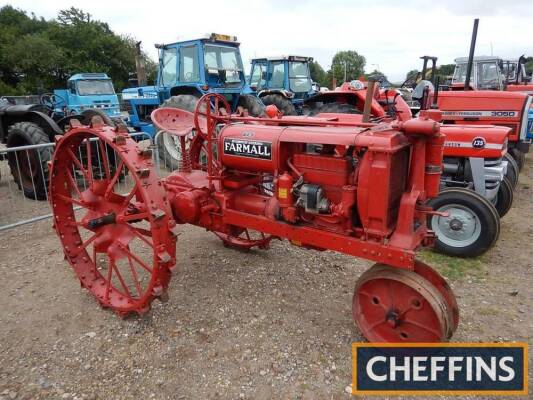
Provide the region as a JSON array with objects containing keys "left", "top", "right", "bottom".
[
  {"left": 46, "top": 73, "right": 122, "bottom": 122},
  {"left": 122, "top": 33, "right": 264, "bottom": 168},
  {"left": 249, "top": 55, "right": 317, "bottom": 115}
]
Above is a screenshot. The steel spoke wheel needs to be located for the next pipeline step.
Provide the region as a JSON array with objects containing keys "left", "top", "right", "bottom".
[
  {"left": 50, "top": 121, "right": 176, "bottom": 315},
  {"left": 353, "top": 263, "right": 455, "bottom": 342}
]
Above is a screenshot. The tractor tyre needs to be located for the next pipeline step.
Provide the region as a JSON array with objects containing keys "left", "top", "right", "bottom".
[
  {"left": 309, "top": 102, "right": 360, "bottom": 116},
  {"left": 503, "top": 153, "right": 519, "bottom": 188},
  {"left": 156, "top": 94, "right": 200, "bottom": 170},
  {"left": 509, "top": 148, "right": 525, "bottom": 171},
  {"left": 6, "top": 122, "right": 52, "bottom": 200},
  {"left": 81, "top": 109, "right": 114, "bottom": 126},
  {"left": 260, "top": 93, "right": 297, "bottom": 116},
  {"left": 428, "top": 188, "right": 500, "bottom": 258},
  {"left": 237, "top": 94, "right": 266, "bottom": 117},
  {"left": 493, "top": 176, "right": 514, "bottom": 218}
]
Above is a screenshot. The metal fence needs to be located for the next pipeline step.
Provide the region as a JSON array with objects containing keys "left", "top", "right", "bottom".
[{"left": 0, "top": 131, "right": 155, "bottom": 233}]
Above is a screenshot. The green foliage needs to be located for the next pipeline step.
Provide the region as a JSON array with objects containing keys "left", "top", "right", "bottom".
[
  {"left": 309, "top": 60, "right": 328, "bottom": 88},
  {"left": 330, "top": 50, "right": 366, "bottom": 84},
  {"left": 0, "top": 5, "right": 149, "bottom": 95}
]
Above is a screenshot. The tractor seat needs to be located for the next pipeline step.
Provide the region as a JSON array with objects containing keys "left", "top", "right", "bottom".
[{"left": 151, "top": 107, "right": 196, "bottom": 136}]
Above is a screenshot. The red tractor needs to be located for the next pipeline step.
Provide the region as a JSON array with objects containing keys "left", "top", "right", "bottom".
[
  {"left": 48, "top": 93, "right": 459, "bottom": 343},
  {"left": 303, "top": 81, "right": 509, "bottom": 257}
]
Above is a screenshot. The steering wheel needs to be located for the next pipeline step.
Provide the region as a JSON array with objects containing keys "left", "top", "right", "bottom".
[
  {"left": 193, "top": 93, "right": 231, "bottom": 138},
  {"left": 39, "top": 93, "right": 67, "bottom": 111}
]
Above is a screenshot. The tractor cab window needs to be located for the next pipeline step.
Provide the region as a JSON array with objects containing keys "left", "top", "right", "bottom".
[
  {"left": 76, "top": 80, "right": 115, "bottom": 95},
  {"left": 477, "top": 62, "right": 501, "bottom": 89},
  {"left": 452, "top": 63, "right": 472, "bottom": 84},
  {"left": 269, "top": 61, "right": 286, "bottom": 89},
  {"left": 204, "top": 45, "right": 243, "bottom": 84},
  {"left": 502, "top": 62, "right": 518, "bottom": 82},
  {"left": 161, "top": 48, "right": 178, "bottom": 86},
  {"left": 250, "top": 62, "right": 267, "bottom": 88},
  {"left": 180, "top": 45, "right": 199, "bottom": 83},
  {"left": 289, "top": 61, "right": 312, "bottom": 93}
]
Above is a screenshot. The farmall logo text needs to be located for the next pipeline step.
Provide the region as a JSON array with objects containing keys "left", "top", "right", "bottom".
[
  {"left": 223, "top": 138, "right": 272, "bottom": 160},
  {"left": 352, "top": 343, "right": 528, "bottom": 395},
  {"left": 441, "top": 110, "right": 517, "bottom": 118}
]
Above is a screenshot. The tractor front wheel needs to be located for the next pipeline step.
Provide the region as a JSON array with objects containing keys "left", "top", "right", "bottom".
[
  {"left": 503, "top": 153, "right": 519, "bottom": 188},
  {"left": 493, "top": 176, "right": 514, "bottom": 217},
  {"left": 353, "top": 262, "right": 458, "bottom": 342},
  {"left": 508, "top": 148, "right": 525, "bottom": 171},
  {"left": 428, "top": 188, "right": 500, "bottom": 257}
]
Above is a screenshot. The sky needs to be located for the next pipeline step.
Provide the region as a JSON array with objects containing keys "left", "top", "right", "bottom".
[{"left": 4, "top": 0, "right": 533, "bottom": 82}]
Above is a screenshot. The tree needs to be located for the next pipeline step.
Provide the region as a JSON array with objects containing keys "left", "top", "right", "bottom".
[
  {"left": 0, "top": 5, "right": 152, "bottom": 94},
  {"left": 309, "top": 60, "right": 328, "bottom": 87},
  {"left": 330, "top": 50, "right": 366, "bottom": 84}
]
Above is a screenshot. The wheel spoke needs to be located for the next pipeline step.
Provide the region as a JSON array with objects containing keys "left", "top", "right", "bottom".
[
  {"left": 73, "top": 233, "right": 98, "bottom": 256},
  {"left": 127, "top": 255, "right": 142, "bottom": 298},
  {"left": 85, "top": 140, "right": 93, "bottom": 182},
  {"left": 67, "top": 148, "right": 89, "bottom": 181},
  {"left": 57, "top": 193, "right": 88, "bottom": 208},
  {"left": 127, "top": 225, "right": 154, "bottom": 247},
  {"left": 98, "top": 140, "right": 111, "bottom": 179},
  {"left": 110, "top": 259, "right": 132, "bottom": 298},
  {"left": 104, "top": 159, "right": 124, "bottom": 199},
  {"left": 122, "top": 183, "right": 139, "bottom": 207},
  {"left": 120, "top": 245, "right": 153, "bottom": 273},
  {"left": 65, "top": 169, "right": 83, "bottom": 199}
]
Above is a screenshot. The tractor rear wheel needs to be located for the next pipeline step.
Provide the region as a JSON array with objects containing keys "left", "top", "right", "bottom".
[
  {"left": 237, "top": 94, "right": 266, "bottom": 117},
  {"left": 353, "top": 262, "right": 457, "bottom": 342},
  {"left": 493, "top": 176, "right": 514, "bottom": 218},
  {"left": 260, "top": 93, "right": 297, "bottom": 116},
  {"left": 156, "top": 95, "right": 199, "bottom": 170},
  {"left": 6, "top": 122, "right": 51, "bottom": 200},
  {"left": 428, "top": 188, "right": 500, "bottom": 257},
  {"left": 503, "top": 153, "right": 519, "bottom": 188},
  {"left": 309, "top": 102, "right": 360, "bottom": 116}
]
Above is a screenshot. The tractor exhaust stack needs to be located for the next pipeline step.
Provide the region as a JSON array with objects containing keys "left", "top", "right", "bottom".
[{"left": 464, "top": 18, "right": 479, "bottom": 90}]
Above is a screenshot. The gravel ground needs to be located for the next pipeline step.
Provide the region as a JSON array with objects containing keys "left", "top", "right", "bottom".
[{"left": 0, "top": 160, "right": 532, "bottom": 400}]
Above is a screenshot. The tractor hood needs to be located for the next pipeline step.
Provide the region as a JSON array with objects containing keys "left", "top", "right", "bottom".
[{"left": 440, "top": 124, "right": 510, "bottom": 158}]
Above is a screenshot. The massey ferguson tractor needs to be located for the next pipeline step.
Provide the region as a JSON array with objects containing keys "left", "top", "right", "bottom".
[
  {"left": 48, "top": 93, "right": 460, "bottom": 343},
  {"left": 302, "top": 81, "right": 509, "bottom": 257}
]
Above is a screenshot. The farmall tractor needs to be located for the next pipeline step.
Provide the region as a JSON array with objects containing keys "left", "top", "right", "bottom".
[
  {"left": 48, "top": 93, "right": 460, "bottom": 343},
  {"left": 302, "top": 81, "right": 509, "bottom": 257}
]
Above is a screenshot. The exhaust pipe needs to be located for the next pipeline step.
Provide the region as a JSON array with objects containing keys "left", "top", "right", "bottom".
[{"left": 464, "top": 19, "right": 479, "bottom": 90}]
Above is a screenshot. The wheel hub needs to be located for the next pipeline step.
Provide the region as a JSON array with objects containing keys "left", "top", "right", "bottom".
[
  {"left": 432, "top": 203, "right": 481, "bottom": 247},
  {"left": 448, "top": 218, "right": 464, "bottom": 231}
]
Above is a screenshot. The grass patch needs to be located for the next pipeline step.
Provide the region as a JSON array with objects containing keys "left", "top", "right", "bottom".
[{"left": 418, "top": 250, "right": 485, "bottom": 281}]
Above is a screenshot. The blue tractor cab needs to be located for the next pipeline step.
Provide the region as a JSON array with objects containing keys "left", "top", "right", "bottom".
[
  {"left": 52, "top": 73, "right": 121, "bottom": 120},
  {"left": 123, "top": 33, "right": 264, "bottom": 168},
  {"left": 249, "top": 55, "right": 316, "bottom": 115}
]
